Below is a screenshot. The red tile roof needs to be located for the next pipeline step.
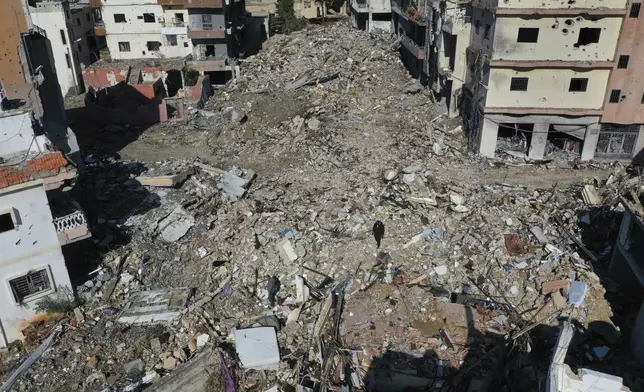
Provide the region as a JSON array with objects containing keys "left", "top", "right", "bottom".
[{"left": 0, "top": 152, "right": 70, "bottom": 189}]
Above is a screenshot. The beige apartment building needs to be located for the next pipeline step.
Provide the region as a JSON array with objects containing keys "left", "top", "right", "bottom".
[{"left": 459, "top": 0, "right": 635, "bottom": 161}]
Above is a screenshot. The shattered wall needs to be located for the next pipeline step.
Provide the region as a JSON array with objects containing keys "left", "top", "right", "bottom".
[
  {"left": 132, "top": 78, "right": 167, "bottom": 100},
  {"left": 102, "top": 1, "right": 164, "bottom": 60},
  {"left": 141, "top": 67, "right": 166, "bottom": 83},
  {"left": 492, "top": 16, "right": 622, "bottom": 62},
  {"left": 83, "top": 67, "right": 131, "bottom": 89},
  {"left": 84, "top": 83, "right": 168, "bottom": 126},
  {"left": 182, "top": 75, "right": 211, "bottom": 108},
  {"left": 24, "top": 32, "right": 82, "bottom": 168}
]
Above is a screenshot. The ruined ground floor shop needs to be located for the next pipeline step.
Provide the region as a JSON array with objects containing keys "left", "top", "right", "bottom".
[{"left": 477, "top": 114, "right": 605, "bottom": 161}]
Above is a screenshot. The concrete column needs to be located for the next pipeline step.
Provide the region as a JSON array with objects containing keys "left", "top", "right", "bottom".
[
  {"left": 368, "top": 9, "right": 373, "bottom": 33},
  {"left": 528, "top": 123, "right": 549, "bottom": 160},
  {"left": 448, "top": 93, "right": 459, "bottom": 118},
  {"left": 479, "top": 116, "right": 499, "bottom": 158},
  {"left": 447, "top": 81, "right": 461, "bottom": 119},
  {"left": 581, "top": 123, "right": 601, "bottom": 161}
]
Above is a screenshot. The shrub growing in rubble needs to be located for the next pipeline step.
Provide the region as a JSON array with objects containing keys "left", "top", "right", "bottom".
[
  {"left": 272, "top": 0, "right": 306, "bottom": 34},
  {"left": 34, "top": 286, "right": 81, "bottom": 314}
]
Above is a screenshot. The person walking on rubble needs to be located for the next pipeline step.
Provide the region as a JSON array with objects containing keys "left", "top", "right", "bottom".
[{"left": 373, "top": 220, "right": 385, "bottom": 249}]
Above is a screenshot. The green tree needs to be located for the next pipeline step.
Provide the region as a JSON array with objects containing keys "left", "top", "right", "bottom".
[{"left": 272, "top": 0, "right": 305, "bottom": 34}]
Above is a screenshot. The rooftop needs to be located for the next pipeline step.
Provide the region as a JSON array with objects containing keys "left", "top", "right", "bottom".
[{"left": 0, "top": 152, "right": 74, "bottom": 190}]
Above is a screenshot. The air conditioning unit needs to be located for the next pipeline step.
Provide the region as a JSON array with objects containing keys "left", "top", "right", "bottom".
[{"left": 157, "top": 16, "right": 165, "bottom": 23}]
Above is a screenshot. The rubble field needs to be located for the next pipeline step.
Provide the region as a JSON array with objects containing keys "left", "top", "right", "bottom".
[{"left": 2, "top": 21, "right": 643, "bottom": 392}]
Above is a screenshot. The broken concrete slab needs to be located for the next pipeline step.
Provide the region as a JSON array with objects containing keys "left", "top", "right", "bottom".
[
  {"left": 123, "top": 359, "right": 145, "bottom": 378},
  {"left": 196, "top": 334, "right": 209, "bottom": 348},
  {"left": 542, "top": 279, "right": 570, "bottom": 294},
  {"left": 117, "top": 289, "right": 190, "bottom": 325},
  {"left": 157, "top": 206, "right": 195, "bottom": 242},
  {"left": 234, "top": 327, "right": 280, "bottom": 370},
  {"left": 146, "top": 347, "right": 219, "bottom": 392},
  {"left": 547, "top": 321, "right": 629, "bottom": 392},
  {"left": 582, "top": 184, "right": 602, "bottom": 206},
  {"left": 530, "top": 226, "right": 549, "bottom": 245},
  {"left": 135, "top": 172, "right": 189, "bottom": 188},
  {"left": 218, "top": 170, "right": 253, "bottom": 201},
  {"left": 163, "top": 357, "right": 178, "bottom": 370},
  {"left": 277, "top": 239, "right": 298, "bottom": 263},
  {"left": 383, "top": 169, "right": 398, "bottom": 181}
]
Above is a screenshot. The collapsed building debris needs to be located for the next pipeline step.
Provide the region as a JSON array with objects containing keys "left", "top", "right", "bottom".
[
  {"left": 1, "top": 21, "right": 643, "bottom": 392},
  {"left": 547, "top": 321, "right": 630, "bottom": 392}
]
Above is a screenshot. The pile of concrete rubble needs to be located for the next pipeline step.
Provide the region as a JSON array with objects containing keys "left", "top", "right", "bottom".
[{"left": 1, "top": 21, "right": 643, "bottom": 392}]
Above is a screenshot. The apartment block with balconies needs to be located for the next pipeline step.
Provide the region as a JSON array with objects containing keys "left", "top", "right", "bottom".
[
  {"left": 99, "top": 0, "right": 244, "bottom": 83},
  {"left": 183, "top": 0, "right": 247, "bottom": 83},
  {"left": 391, "top": 0, "right": 429, "bottom": 81},
  {"left": 461, "top": 0, "right": 629, "bottom": 161}
]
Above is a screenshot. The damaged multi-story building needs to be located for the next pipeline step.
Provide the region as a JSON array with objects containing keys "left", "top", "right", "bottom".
[
  {"left": 0, "top": 0, "right": 90, "bottom": 346},
  {"left": 348, "top": 0, "right": 391, "bottom": 32},
  {"left": 595, "top": 0, "right": 644, "bottom": 161},
  {"left": 460, "top": 0, "right": 630, "bottom": 161},
  {"left": 391, "top": 0, "right": 429, "bottom": 83},
  {"left": 98, "top": 0, "right": 248, "bottom": 83},
  {"left": 420, "top": 0, "right": 644, "bottom": 161},
  {"left": 28, "top": 0, "right": 102, "bottom": 95}
]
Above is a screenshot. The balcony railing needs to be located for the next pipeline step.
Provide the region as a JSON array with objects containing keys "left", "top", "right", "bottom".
[{"left": 54, "top": 211, "right": 91, "bottom": 246}]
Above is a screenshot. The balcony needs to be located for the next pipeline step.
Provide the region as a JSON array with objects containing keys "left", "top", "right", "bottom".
[
  {"left": 162, "top": 19, "right": 186, "bottom": 28},
  {"left": 400, "top": 35, "right": 425, "bottom": 59},
  {"left": 54, "top": 211, "right": 91, "bottom": 246},
  {"left": 391, "top": 0, "right": 428, "bottom": 25},
  {"left": 187, "top": 28, "right": 226, "bottom": 39}
]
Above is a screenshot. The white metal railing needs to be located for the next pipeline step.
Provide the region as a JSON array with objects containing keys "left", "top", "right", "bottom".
[{"left": 53, "top": 211, "right": 87, "bottom": 233}]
